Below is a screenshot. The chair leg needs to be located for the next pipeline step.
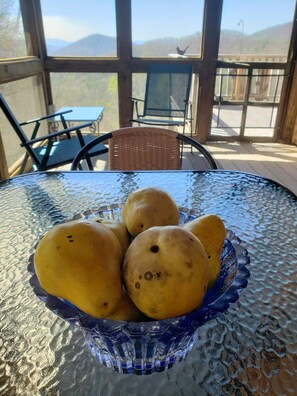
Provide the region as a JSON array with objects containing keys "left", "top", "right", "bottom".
[
  {"left": 85, "top": 154, "right": 94, "bottom": 170},
  {"left": 189, "top": 104, "right": 193, "bottom": 153},
  {"left": 19, "top": 152, "right": 30, "bottom": 174},
  {"left": 190, "top": 120, "right": 193, "bottom": 153},
  {"left": 180, "top": 141, "right": 184, "bottom": 169}
]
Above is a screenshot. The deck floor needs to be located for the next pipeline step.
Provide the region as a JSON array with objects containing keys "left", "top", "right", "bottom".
[
  {"left": 63, "top": 142, "right": 297, "bottom": 196},
  {"left": 204, "top": 142, "right": 297, "bottom": 196}
]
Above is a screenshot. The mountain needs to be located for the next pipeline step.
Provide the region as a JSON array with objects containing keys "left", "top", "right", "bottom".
[
  {"left": 250, "top": 22, "right": 292, "bottom": 40},
  {"left": 53, "top": 34, "right": 116, "bottom": 56},
  {"left": 247, "top": 22, "right": 293, "bottom": 54},
  {"left": 132, "top": 33, "right": 202, "bottom": 57},
  {"left": 46, "top": 38, "right": 73, "bottom": 56},
  {"left": 49, "top": 22, "right": 292, "bottom": 57},
  {"left": 219, "top": 22, "right": 292, "bottom": 55}
]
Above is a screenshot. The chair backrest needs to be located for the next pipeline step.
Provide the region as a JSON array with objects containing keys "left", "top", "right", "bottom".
[
  {"left": 109, "top": 127, "right": 180, "bottom": 170},
  {"left": 71, "top": 127, "right": 218, "bottom": 171},
  {"left": 0, "top": 94, "right": 40, "bottom": 164},
  {"left": 143, "top": 64, "right": 192, "bottom": 118}
]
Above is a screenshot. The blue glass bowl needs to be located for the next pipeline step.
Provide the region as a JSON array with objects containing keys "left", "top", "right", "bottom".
[{"left": 28, "top": 206, "right": 250, "bottom": 375}]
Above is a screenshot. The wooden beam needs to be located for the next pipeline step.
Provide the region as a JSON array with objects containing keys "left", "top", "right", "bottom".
[
  {"left": 21, "top": 0, "right": 51, "bottom": 109},
  {"left": 196, "top": 0, "right": 223, "bottom": 143},
  {"left": 0, "top": 58, "right": 42, "bottom": 83},
  {"left": 279, "top": 63, "right": 297, "bottom": 144},
  {"left": 44, "top": 57, "right": 122, "bottom": 73},
  {"left": 276, "top": 2, "right": 297, "bottom": 144},
  {"left": 44, "top": 57, "right": 204, "bottom": 73},
  {"left": 20, "top": 0, "right": 40, "bottom": 56},
  {"left": 31, "top": 0, "right": 54, "bottom": 106},
  {"left": 217, "top": 60, "right": 287, "bottom": 70},
  {"left": 0, "top": 131, "right": 9, "bottom": 180},
  {"left": 116, "top": 0, "right": 132, "bottom": 127},
  {"left": 293, "top": 116, "right": 297, "bottom": 145}
]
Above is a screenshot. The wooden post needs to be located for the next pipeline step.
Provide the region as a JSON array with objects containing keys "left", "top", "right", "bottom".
[
  {"left": 280, "top": 63, "right": 297, "bottom": 144},
  {"left": 276, "top": 1, "right": 297, "bottom": 143},
  {"left": 0, "top": 131, "right": 9, "bottom": 180},
  {"left": 196, "top": 0, "right": 223, "bottom": 143},
  {"left": 20, "top": 0, "right": 52, "bottom": 108},
  {"left": 116, "top": 0, "right": 133, "bottom": 128}
]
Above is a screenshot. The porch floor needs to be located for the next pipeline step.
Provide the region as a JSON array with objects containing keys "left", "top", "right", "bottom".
[
  {"left": 205, "top": 142, "right": 297, "bottom": 196},
  {"left": 63, "top": 141, "right": 297, "bottom": 196}
]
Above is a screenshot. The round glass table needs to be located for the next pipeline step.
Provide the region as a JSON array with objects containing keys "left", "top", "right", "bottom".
[{"left": 0, "top": 170, "right": 296, "bottom": 395}]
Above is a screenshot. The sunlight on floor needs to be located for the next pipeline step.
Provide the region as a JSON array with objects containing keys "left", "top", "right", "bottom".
[{"left": 212, "top": 153, "right": 295, "bottom": 163}]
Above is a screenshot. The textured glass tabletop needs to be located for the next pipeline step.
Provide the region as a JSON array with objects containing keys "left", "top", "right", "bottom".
[{"left": 0, "top": 170, "right": 296, "bottom": 395}]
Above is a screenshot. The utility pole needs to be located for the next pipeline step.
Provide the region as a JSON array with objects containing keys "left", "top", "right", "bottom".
[{"left": 238, "top": 19, "right": 244, "bottom": 55}]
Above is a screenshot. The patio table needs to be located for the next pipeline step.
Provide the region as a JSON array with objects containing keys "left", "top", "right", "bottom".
[
  {"left": 54, "top": 106, "right": 105, "bottom": 133},
  {"left": 0, "top": 170, "right": 296, "bottom": 395}
]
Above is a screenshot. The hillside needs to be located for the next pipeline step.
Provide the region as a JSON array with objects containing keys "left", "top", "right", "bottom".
[
  {"left": 50, "top": 22, "right": 292, "bottom": 57},
  {"left": 247, "top": 22, "right": 293, "bottom": 54},
  {"left": 219, "top": 22, "right": 293, "bottom": 55},
  {"left": 53, "top": 34, "right": 117, "bottom": 56},
  {"left": 46, "top": 38, "right": 73, "bottom": 55}
]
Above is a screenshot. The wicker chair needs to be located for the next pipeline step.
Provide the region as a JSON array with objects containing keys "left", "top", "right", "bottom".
[{"left": 71, "top": 127, "right": 217, "bottom": 171}]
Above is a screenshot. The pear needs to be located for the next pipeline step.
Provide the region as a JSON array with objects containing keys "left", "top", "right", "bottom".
[
  {"left": 91, "top": 217, "right": 130, "bottom": 258},
  {"left": 184, "top": 214, "right": 226, "bottom": 287},
  {"left": 123, "top": 225, "right": 210, "bottom": 320},
  {"left": 122, "top": 187, "right": 180, "bottom": 237},
  {"left": 106, "top": 289, "right": 147, "bottom": 322},
  {"left": 34, "top": 219, "right": 123, "bottom": 318}
]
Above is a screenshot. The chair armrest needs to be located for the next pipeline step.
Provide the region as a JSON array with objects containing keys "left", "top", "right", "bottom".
[
  {"left": 129, "top": 97, "right": 144, "bottom": 103},
  {"left": 20, "top": 110, "right": 73, "bottom": 126},
  {"left": 129, "top": 97, "right": 144, "bottom": 119},
  {"left": 184, "top": 100, "right": 192, "bottom": 115},
  {"left": 21, "top": 122, "right": 93, "bottom": 146},
  {"left": 71, "top": 132, "right": 112, "bottom": 170}
]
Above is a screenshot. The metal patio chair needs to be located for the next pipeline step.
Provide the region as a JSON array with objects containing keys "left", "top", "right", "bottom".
[
  {"left": 130, "top": 63, "right": 193, "bottom": 136},
  {"left": 0, "top": 94, "right": 107, "bottom": 173},
  {"left": 71, "top": 127, "right": 217, "bottom": 171}
]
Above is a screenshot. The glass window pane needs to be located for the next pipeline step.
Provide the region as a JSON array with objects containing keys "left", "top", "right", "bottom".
[
  {"left": 50, "top": 73, "right": 119, "bottom": 132},
  {"left": 132, "top": 71, "right": 196, "bottom": 137},
  {"left": 245, "top": 105, "right": 277, "bottom": 138},
  {"left": 211, "top": 105, "right": 242, "bottom": 137},
  {"left": 215, "top": 68, "right": 248, "bottom": 102},
  {"left": 0, "top": 76, "right": 46, "bottom": 167},
  {"left": 132, "top": 73, "right": 146, "bottom": 116},
  {"left": 40, "top": 0, "right": 117, "bottom": 56},
  {"left": 249, "top": 69, "right": 285, "bottom": 103},
  {"left": 218, "top": 0, "right": 296, "bottom": 62},
  {"left": 132, "top": 73, "right": 146, "bottom": 99},
  {"left": 0, "top": 0, "right": 29, "bottom": 58},
  {"left": 132, "top": 0, "right": 204, "bottom": 57}
]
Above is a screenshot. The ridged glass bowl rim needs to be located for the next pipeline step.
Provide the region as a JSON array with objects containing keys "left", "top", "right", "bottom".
[{"left": 28, "top": 205, "right": 251, "bottom": 332}]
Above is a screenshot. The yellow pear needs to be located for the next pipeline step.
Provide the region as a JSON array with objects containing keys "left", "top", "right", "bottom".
[
  {"left": 91, "top": 217, "right": 130, "bottom": 258},
  {"left": 184, "top": 214, "right": 226, "bottom": 287},
  {"left": 122, "top": 187, "right": 180, "bottom": 237},
  {"left": 106, "top": 289, "right": 147, "bottom": 322},
  {"left": 34, "top": 219, "right": 123, "bottom": 318},
  {"left": 123, "top": 225, "right": 210, "bottom": 320}
]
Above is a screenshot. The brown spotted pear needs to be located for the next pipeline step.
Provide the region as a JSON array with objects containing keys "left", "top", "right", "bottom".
[
  {"left": 123, "top": 225, "right": 210, "bottom": 320},
  {"left": 91, "top": 217, "right": 130, "bottom": 258},
  {"left": 184, "top": 214, "right": 226, "bottom": 287},
  {"left": 122, "top": 187, "right": 180, "bottom": 237},
  {"left": 34, "top": 219, "right": 123, "bottom": 318}
]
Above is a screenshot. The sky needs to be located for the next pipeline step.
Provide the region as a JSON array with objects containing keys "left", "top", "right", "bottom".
[{"left": 37, "top": 0, "right": 296, "bottom": 42}]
